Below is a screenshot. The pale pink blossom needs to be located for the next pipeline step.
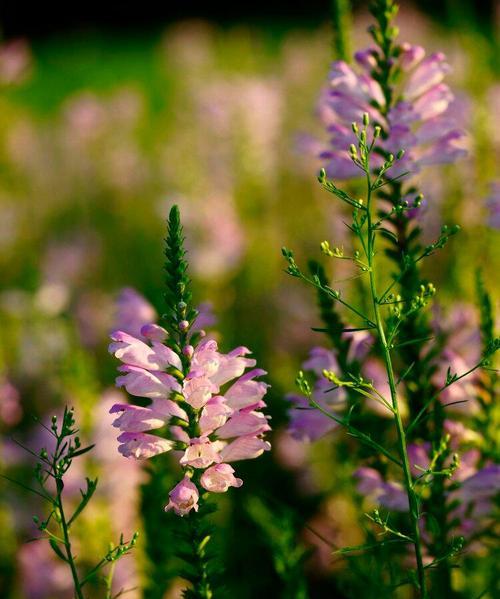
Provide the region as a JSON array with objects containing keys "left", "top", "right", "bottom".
[
  {"left": 165, "top": 477, "right": 199, "bottom": 516},
  {"left": 216, "top": 410, "right": 271, "bottom": 439},
  {"left": 224, "top": 368, "right": 269, "bottom": 410},
  {"left": 109, "top": 330, "right": 181, "bottom": 370},
  {"left": 179, "top": 437, "right": 222, "bottom": 469},
  {"left": 116, "top": 365, "right": 181, "bottom": 399},
  {"left": 200, "top": 463, "right": 243, "bottom": 493},
  {"left": 183, "top": 376, "right": 218, "bottom": 409},
  {"left": 110, "top": 399, "right": 187, "bottom": 432},
  {"left": 117, "top": 432, "right": 175, "bottom": 459},
  {"left": 140, "top": 323, "right": 168, "bottom": 342},
  {"left": 219, "top": 435, "right": 271, "bottom": 462},
  {"left": 191, "top": 339, "right": 256, "bottom": 388},
  {"left": 199, "top": 396, "right": 232, "bottom": 435}
]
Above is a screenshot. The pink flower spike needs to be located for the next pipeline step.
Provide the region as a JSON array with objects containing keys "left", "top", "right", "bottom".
[
  {"left": 180, "top": 437, "right": 221, "bottom": 469},
  {"left": 165, "top": 477, "right": 199, "bottom": 516},
  {"left": 200, "top": 464, "right": 243, "bottom": 493},
  {"left": 219, "top": 435, "right": 271, "bottom": 462},
  {"left": 141, "top": 323, "right": 168, "bottom": 342},
  {"left": 117, "top": 432, "right": 174, "bottom": 459},
  {"left": 116, "top": 365, "right": 181, "bottom": 398}
]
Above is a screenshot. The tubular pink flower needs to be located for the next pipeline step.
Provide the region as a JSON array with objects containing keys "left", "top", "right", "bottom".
[
  {"left": 183, "top": 376, "right": 218, "bottom": 409},
  {"left": 190, "top": 339, "right": 256, "bottom": 388},
  {"left": 216, "top": 410, "right": 271, "bottom": 439},
  {"left": 140, "top": 323, "right": 168, "bottom": 342},
  {"left": 224, "top": 368, "right": 269, "bottom": 410},
  {"left": 200, "top": 464, "right": 243, "bottom": 493},
  {"left": 110, "top": 399, "right": 187, "bottom": 433},
  {"left": 219, "top": 435, "right": 271, "bottom": 462},
  {"left": 179, "top": 437, "right": 222, "bottom": 469},
  {"left": 117, "top": 432, "right": 175, "bottom": 459},
  {"left": 116, "top": 365, "right": 181, "bottom": 399},
  {"left": 199, "top": 396, "right": 232, "bottom": 435},
  {"left": 165, "top": 477, "right": 199, "bottom": 516},
  {"left": 109, "top": 330, "right": 181, "bottom": 370}
]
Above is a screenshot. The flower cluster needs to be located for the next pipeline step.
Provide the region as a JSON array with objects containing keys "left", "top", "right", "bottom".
[
  {"left": 312, "top": 44, "right": 467, "bottom": 180},
  {"left": 109, "top": 323, "right": 270, "bottom": 515},
  {"left": 354, "top": 429, "right": 500, "bottom": 545}
]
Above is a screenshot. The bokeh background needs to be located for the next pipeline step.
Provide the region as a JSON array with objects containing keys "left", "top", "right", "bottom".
[{"left": 0, "top": 1, "right": 498, "bottom": 597}]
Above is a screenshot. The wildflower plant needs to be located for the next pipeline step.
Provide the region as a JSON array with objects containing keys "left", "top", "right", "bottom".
[
  {"left": 109, "top": 206, "right": 271, "bottom": 597},
  {"left": 283, "top": 1, "right": 499, "bottom": 596},
  {"left": 6, "top": 407, "right": 138, "bottom": 599}
]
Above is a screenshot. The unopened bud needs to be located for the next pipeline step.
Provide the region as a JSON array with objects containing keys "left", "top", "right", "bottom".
[
  {"left": 396, "top": 149, "right": 405, "bottom": 160},
  {"left": 363, "top": 112, "right": 370, "bottom": 126},
  {"left": 182, "top": 345, "right": 194, "bottom": 359},
  {"left": 179, "top": 320, "right": 189, "bottom": 332}
]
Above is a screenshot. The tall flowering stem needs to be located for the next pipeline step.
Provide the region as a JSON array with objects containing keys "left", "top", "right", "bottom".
[
  {"left": 164, "top": 206, "right": 215, "bottom": 597},
  {"left": 360, "top": 127, "right": 428, "bottom": 597},
  {"left": 283, "top": 114, "right": 460, "bottom": 595},
  {"left": 109, "top": 206, "right": 270, "bottom": 597}
]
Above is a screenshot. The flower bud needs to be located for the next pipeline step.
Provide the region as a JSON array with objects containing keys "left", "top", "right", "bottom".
[
  {"left": 179, "top": 320, "right": 190, "bottom": 332},
  {"left": 182, "top": 345, "right": 194, "bottom": 359}
]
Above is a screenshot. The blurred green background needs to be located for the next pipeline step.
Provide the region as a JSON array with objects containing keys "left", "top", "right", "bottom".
[{"left": 0, "top": 1, "right": 498, "bottom": 597}]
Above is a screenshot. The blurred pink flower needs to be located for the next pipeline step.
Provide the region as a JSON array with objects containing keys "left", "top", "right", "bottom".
[
  {"left": 287, "top": 347, "right": 346, "bottom": 442},
  {"left": 114, "top": 288, "right": 157, "bottom": 339},
  {"left": 0, "top": 39, "right": 32, "bottom": 85},
  {"left": 0, "top": 378, "right": 22, "bottom": 426},
  {"left": 311, "top": 45, "right": 467, "bottom": 181}
]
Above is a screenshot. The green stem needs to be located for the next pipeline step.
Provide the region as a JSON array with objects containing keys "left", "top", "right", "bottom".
[
  {"left": 56, "top": 481, "right": 85, "bottom": 599},
  {"left": 364, "top": 174, "right": 428, "bottom": 598},
  {"left": 105, "top": 560, "right": 117, "bottom": 599}
]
